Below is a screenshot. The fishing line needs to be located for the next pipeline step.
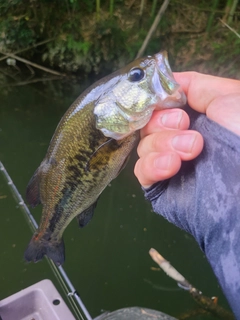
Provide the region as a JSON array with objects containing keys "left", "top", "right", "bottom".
[{"left": 0, "top": 161, "right": 93, "bottom": 320}]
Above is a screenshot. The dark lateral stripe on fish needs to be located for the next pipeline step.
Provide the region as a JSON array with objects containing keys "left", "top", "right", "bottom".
[
  {"left": 48, "top": 186, "right": 81, "bottom": 234},
  {"left": 74, "top": 153, "right": 91, "bottom": 164},
  {"left": 48, "top": 206, "right": 64, "bottom": 233},
  {"left": 65, "top": 180, "right": 79, "bottom": 190},
  {"left": 67, "top": 165, "right": 82, "bottom": 177}
]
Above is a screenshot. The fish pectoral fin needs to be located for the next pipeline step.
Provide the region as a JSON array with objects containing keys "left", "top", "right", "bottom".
[
  {"left": 26, "top": 169, "right": 41, "bottom": 207},
  {"left": 86, "top": 138, "right": 115, "bottom": 171},
  {"left": 115, "top": 154, "right": 130, "bottom": 178},
  {"left": 77, "top": 199, "right": 98, "bottom": 228}
]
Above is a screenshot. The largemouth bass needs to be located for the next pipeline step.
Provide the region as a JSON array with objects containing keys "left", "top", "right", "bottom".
[{"left": 25, "top": 51, "right": 186, "bottom": 265}]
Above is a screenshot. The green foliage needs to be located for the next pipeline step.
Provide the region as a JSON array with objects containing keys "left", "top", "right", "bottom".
[
  {"left": 0, "top": 17, "right": 35, "bottom": 49},
  {"left": 212, "top": 31, "right": 240, "bottom": 60},
  {"left": 66, "top": 35, "right": 91, "bottom": 55},
  {"left": 0, "top": 0, "right": 240, "bottom": 77},
  {"left": 0, "top": 0, "right": 22, "bottom": 12},
  {"left": 42, "top": 35, "right": 92, "bottom": 72}
]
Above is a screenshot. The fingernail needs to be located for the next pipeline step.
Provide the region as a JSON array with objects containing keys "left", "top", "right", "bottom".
[
  {"left": 154, "top": 154, "right": 173, "bottom": 170},
  {"left": 160, "top": 110, "right": 183, "bottom": 129},
  {"left": 172, "top": 133, "right": 196, "bottom": 153}
]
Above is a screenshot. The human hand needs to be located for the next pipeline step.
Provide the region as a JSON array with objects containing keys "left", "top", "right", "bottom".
[{"left": 134, "top": 72, "right": 240, "bottom": 187}]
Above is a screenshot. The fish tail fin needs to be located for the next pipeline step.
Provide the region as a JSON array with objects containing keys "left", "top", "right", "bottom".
[{"left": 24, "top": 235, "right": 65, "bottom": 266}]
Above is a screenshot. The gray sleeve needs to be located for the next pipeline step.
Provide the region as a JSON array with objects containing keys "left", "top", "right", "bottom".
[{"left": 143, "top": 106, "right": 240, "bottom": 317}]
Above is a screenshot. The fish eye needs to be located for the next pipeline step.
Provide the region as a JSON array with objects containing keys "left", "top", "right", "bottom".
[{"left": 128, "top": 68, "right": 145, "bottom": 82}]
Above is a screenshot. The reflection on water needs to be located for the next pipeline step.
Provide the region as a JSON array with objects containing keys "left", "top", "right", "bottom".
[
  {"left": 0, "top": 78, "right": 230, "bottom": 319},
  {"left": 143, "top": 278, "right": 182, "bottom": 292}
]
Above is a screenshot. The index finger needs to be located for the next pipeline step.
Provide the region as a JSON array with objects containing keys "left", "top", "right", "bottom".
[{"left": 173, "top": 71, "right": 240, "bottom": 114}]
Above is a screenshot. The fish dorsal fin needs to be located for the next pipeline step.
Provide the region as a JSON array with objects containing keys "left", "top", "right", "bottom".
[
  {"left": 77, "top": 199, "right": 98, "bottom": 228},
  {"left": 26, "top": 169, "right": 41, "bottom": 207}
]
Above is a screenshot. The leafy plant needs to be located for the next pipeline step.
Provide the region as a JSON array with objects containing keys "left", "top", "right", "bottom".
[{"left": 0, "top": 0, "right": 239, "bottom": 77}]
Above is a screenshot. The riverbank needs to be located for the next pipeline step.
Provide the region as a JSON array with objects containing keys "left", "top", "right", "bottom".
[{"left": 0, "top": 0, "right": 240, "bottom": 82}]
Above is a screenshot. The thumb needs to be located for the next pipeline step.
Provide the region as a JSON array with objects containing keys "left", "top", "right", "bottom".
[
  {"left": 207, "top": 93, "right": 240, "bottom": 136},
  {"left": 174, "top": 72, "right": 240, "bottom": 136}
]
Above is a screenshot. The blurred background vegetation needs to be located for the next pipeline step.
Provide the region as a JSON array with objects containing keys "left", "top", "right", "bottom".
[{"left": 0, "top": 0, "right": 240, "bottom": 79}]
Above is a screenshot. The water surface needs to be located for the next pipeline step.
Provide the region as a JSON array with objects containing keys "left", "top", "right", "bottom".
[{"left": 0, "top": 79, "right": 230, "bottom": 319}]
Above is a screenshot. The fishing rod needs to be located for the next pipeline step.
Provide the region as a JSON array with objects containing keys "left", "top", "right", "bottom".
[{"left": 0, "top": 161, "right": 93, "bottom": 320}]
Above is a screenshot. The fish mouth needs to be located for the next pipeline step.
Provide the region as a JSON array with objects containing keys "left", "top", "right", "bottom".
[{"left": 152, "top": 51, "right": 186, "bottom": 109}]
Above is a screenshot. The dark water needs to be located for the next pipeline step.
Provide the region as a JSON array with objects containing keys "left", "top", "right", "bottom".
[{"left": 0, "top": 79, "right": 230, "bottom": 319}]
